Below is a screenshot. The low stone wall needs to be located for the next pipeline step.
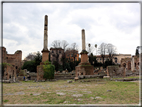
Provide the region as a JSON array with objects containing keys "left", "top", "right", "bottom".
[
  {"left": 78, "top": 75, "right": 104, "bottom": 79},
  {"left": 54, "top": 72, "right": 75, "bottom": 80},
  {"left": 18, "top": 76, "right": 25, "bottom": 81}
]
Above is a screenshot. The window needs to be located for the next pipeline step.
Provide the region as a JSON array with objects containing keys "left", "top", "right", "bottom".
[
  {"left": 114, "top": 57, "right": 117, "bottom": 63},
  {"left": 52, "top": 50, "right": 53, "bottom": 53}
]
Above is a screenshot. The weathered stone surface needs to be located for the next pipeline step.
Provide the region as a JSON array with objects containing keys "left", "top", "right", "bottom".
[
  {"left": 103, "top": 76, "right": 110, "bottom": 78},
  {"left": 33, "top": 93, "right": 41, "bottom": 96},
  {"left": 72, "top": 94, "right": 83, "bottom": 97},
  {"left": 56, "top": 92, "right": 66, "bottom": 95},
  {"left": 67, "top": 80, "right": 72, "bottom": 83},
  {"left": 107, "top": 90, "right": 112, "bottom": 92},
  {"left": 90, "top": 97, "right": 94, "bottom": 100},
  {"left": 95, "top": 96, "right": 102, "bottom": 99},
  {"left": 82, "top": 29, "right": 86, "bottom": 50}
]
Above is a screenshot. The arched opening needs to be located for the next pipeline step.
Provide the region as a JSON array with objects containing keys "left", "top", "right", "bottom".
[
  {"left": 135, "top": 63, "right": 136, "bottom": 67},
  {"left": 114, "top": 57, "right": 117, "bottom": 63},
  {"left": 123, "top": 63, "right": 126, "bottom": 67},
  {"left": 128, "top": 62, "right": 131, "bottom": 70}
]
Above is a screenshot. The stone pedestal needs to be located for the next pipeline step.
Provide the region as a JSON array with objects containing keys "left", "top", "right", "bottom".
[
  {"left": 41, "top": 49, "right": 49, "bottom": 62},
  {"left": 75, "top": 50, "right": 94, "bottom": 77}
]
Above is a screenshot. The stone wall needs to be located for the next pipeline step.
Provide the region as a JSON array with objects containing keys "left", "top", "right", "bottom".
[
  {"left": 1, "top": 47, "right": 22, "bottom": 80},
  {"left": 106, "top": 65, "right": 125, "bottom": 77},
  {"left": 75, "top": 62, "right": 94, "bottom": 77},
  {"left": 37, "top": 65, "right": 45, "bottom": 81}
]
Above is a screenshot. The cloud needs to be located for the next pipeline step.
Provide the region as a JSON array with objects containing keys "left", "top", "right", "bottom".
[{"left": 3, "top": 3, "right": 140, "bottom": 59}]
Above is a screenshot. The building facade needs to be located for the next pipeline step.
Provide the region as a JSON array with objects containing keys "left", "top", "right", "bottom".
[
  {"left": 50, "top": 48, "right": 64, "bottom": 65},
  {"left": 96, "top": 54, "right": 132, "bottom": 64},
  {"left": 65, "top": 50, "right": 79, "bottom": 61}
]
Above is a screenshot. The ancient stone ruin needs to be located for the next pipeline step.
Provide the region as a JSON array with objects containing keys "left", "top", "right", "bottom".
[
  {"left": 1, "top": 47, "right": 22, "bottom": 82},
  {"left": 75, "top": 29, "right": 94, "bottom": 78},
  {"left": 37, "top": 15, "right": 50, "bottom": 81}
]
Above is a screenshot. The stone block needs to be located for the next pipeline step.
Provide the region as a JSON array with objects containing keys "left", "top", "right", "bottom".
[{"left": 103, "top": 76, "right": 110, "bottom": 78}]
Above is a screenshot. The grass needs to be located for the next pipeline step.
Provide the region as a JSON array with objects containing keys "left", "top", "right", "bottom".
[{"left": 2, "top": 77, "right": 140, "bottom": 105}]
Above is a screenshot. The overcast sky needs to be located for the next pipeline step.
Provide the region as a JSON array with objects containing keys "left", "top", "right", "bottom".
[{"left": 3, "top": 3, "right": 140, "bottom": 59}]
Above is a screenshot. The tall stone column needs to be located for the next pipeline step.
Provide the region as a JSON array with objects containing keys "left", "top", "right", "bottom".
[
  {"left": 44, "top": 15, "right": 48, "bottom": 50},
  {"left": 82, "top": 29, "right": 86, "bottom": 51},
  {"left": 42, "top": 15, "right": 49, "bottom": 62}
]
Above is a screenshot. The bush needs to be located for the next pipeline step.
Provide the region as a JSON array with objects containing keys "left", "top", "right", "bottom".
[
  {"left": 19, "top": 70, "right": 27, "bottom": 76},
  {"left": 43, "top": 60, "right": 55, "bottom": 80},
  {"left": 22, "top": 61, "right": 36, "bottom": 72}
]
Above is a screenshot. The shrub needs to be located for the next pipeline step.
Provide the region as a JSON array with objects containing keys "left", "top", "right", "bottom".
[
  {"left": 43, "top": 60, "right": 55, "bottom": 80},
  {"left": 19, "top": 70, "right": 27, "bottom": 76}
]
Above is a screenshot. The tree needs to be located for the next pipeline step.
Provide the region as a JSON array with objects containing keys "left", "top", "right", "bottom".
[
  {"left": 22, "top": 61, "right": 36, "bottom": 72},
  {"left": 62, "top": 40, "right": 69, "bottom": 51},
  {"left": 106, "top": 43, "right": 117, "bottom": 64},
  {"left": 97, "top": 43, "right": 107, "bottom": 64},
  {"left": 69, "top": 43, "right": 78, "bottom": 70},
  {"left": 34, "top": 51, "right": 42, "bottom": 66},
  {"left": 24, "top": 52, "right": 36, "bottom": 61},
  {"left": 22, "top": 52, "right": 42, "bottom": 72},
  {"left": 51, "top": 40, "right": 62, "bottom": 48},
  {"left": 135, "top": 46, "right": 139, "bottom": 56}
]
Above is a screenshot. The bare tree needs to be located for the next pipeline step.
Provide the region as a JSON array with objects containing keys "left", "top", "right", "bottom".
[
  {"left": 62, "top": 40, "right": 69, "bottom": 51},
  {"left": 106, "top": 43, "right": 117, "bottom": 61},
  {"left": 24, "top": 53, "right": 36, "bottom": 61},
  {"left": 97, "top": 43, "right": 107, "bottom": 64},
  {"left": 51, "top": 40, "right": 61, "bottom": 48}
]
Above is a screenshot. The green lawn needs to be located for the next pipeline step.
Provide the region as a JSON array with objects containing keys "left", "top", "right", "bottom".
[{"left": 2, "top": 77, "right": 140, "bottom": 105}]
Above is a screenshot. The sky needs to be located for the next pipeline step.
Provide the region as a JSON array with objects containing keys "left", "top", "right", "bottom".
[{"left": 3, "top": 3, "right": 140, "bottom": 60}]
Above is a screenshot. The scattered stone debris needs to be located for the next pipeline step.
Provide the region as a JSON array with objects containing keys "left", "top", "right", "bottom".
[
  {"left": 56, "top": 92, "right": 66, "bottom": 95},
  {"left": 90, "top": 97, "right": 94, "bottom": 100},
  {"left": 28, "top": 85, "right": 43, "bottom": 88},
  {"left": 83, "top": 91, "right": 92, "bottom": 94},
  {"left": 67, "top": 80, "right": 72, "bottom": 83},
  {"left": 63, "top": 101, "right": 70, "bottom": 103},
  {"left": 97, "top": 82, "right": 106, "bottom": 84},
  {"left": 33, "top": 93, "right": 40, "bottom": 96},
  {"left": 95, "top": 96, "right": 102, "bottom": 99},
  {"left": 15, "top": 91, "right": 25, "bottom": 95},
  {"left": 4, "top": 92, "right": 25, "bottom": 96},
  {"left": 3, "top": 93, "right": 14, "bottom": 96},
  {"left": 107, "top": 90, "right": 112, "bottom": 92},
  {"left": 78, "top": 99, "right": 82, "bottom": 101},
  {"left": 72, "top": 94, "right": 83, "bottom": 97}
]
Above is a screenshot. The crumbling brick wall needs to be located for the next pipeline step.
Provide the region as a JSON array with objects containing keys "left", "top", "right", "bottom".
[
  {"left": 1, "top": 47, "right": 22, "bottom": 80},
  {"left": 107, "top": 65, "right": 125, "bottom": 77}
]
